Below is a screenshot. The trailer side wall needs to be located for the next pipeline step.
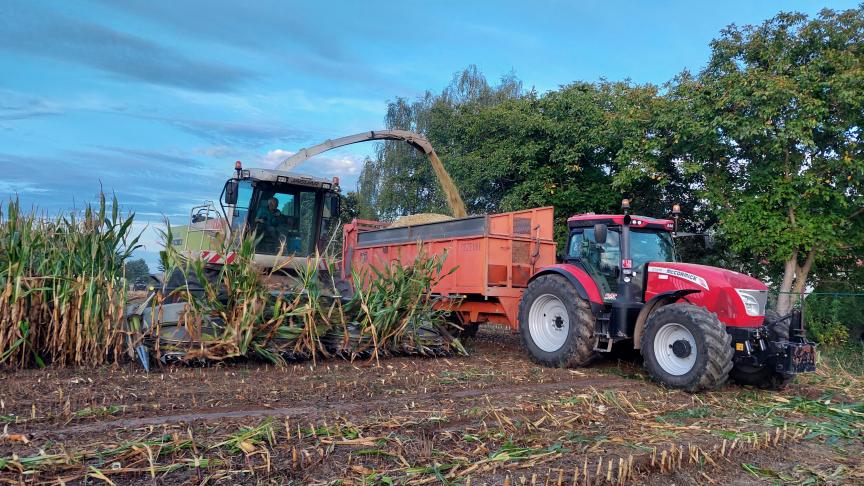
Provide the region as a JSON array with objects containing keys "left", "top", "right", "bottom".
[{"left": 342, "top": 207, "right": 556, "bottom": 329}]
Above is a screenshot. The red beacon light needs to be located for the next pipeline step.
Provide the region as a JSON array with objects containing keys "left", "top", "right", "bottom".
[
  {"left": 235, "top": 161, "right": 243, "bottom": 171},
  {"left": 332, "top": 176, "right": 340, "bottom": 186}
]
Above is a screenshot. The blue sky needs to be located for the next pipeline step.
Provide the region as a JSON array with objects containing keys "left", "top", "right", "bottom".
[{"left": 0, "top": 0, "right": 857, "bottom": 267}]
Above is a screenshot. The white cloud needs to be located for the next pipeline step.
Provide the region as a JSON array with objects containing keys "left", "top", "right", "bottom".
[
  {"left": 257, "top": 148, "right": 363, "bottom": 175},
  {"left": 306, "top": 154, "right": 363, "bottom": 175},
  {"left": 259, "top": 148, "right": 295, "bottom": 168}
]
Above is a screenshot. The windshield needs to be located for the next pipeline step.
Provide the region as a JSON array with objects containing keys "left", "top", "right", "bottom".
[
  {"left": 630, "top": 230, "right": 675, "bottom": 270},
  {"left": 251, "top": 184, "right": 320, "bottom": 256},
  {"left": 568, "top": 228, "right": 675, "bottom": 301}
]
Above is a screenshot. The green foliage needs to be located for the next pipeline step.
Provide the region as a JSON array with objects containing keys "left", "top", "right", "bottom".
[
  {"left": 821, "top": 341, "right": 864, "bottom": 375},
  {"left": 345, "top": 246, "right": 464, "bottom": 359},
  {"left": 358, "top": 66, "right": 524, "bottom": 221},
  {"left": 666, "top": 7, "right": 864, "bottom": 291},
  {"left": 124, "top": 258, "right": 150, "bottom": 283},
  {"left": 147, "top": 228, "right": 464, "bottom": 364},
  {"left": 803, "top": 294, "right": 859, "bottom": 344},
  {"left": 358, "top": 6, "right": 864, "bottom": 293}
]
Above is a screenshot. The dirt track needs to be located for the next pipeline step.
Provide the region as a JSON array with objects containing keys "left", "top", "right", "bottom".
[{"left": 1, "top": 328, "right": 862, "bottom": 485}]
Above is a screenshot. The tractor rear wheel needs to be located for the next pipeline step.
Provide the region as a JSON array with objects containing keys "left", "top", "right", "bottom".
[
  {"left": 518, "top": 274, "right": 596, "bottom": 367},
  {"left": 729, "top": 310, "right": 793, "bottom": 389},
  {"left": 641, "top": 303, "right": 733, "bottom": 392}
]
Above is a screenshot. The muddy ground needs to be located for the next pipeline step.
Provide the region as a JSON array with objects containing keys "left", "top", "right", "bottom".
[{"left": 1, "top": 328, "right": 862, "bottom": 485}]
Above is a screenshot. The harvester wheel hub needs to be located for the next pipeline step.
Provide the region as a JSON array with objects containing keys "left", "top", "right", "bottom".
[
  {"left": 653, "top": 322, "right": 697, "bottom": 376},
  {"left": 528, "top": 294, "right": 569, "bottom": 352}
]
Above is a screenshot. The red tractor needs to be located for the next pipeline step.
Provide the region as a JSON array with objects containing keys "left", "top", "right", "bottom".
[
  {"left": 518, "top": 202, "right": 816, "bottom": 391},
  {"left": 344, "top": 201, "right": 817, "bottom": 392}
]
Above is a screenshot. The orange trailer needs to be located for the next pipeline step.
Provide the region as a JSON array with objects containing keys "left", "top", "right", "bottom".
[{"left": 341, "top": 207, "right": 556, "bottom": 329}]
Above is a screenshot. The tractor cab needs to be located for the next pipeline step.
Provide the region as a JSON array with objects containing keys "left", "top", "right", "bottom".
[
  {"left": 564, "top": 212, "right": 676, "bottom": 303},
  {"left": 221, "top": 163, "right": 341, "bottom": 259}
]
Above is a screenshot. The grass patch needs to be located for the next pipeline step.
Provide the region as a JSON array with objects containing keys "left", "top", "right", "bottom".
[
  {"left": 656, "top": 405, "right": 712, "bottom": 424},
  {"left": 73, "top": 405, "right": 121, "bottom": 419},
  {"left": 820, "top": 342, "right": 864, "bottom": 375}
]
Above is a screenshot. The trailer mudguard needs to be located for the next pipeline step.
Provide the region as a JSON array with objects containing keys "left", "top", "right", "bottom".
[
  {"left": 529, "top": 264, "right": 604, "bottom": 313},
  {"left": 632, "top": 289, "right": 701, "bottom": 349}
]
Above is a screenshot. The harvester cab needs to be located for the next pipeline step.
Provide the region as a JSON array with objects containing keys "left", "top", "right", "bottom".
[{"left": 217, "top": 163, "right": 341, "bottom": 266}]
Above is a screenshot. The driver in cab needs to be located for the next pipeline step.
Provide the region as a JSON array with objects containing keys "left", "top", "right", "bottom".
[{"left": 255, "top": 197, "right": 283, "bottom": 230}]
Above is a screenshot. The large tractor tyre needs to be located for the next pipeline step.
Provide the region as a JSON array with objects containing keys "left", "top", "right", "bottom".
[
  {"left": 640, "top": 304, "right": 734, "bottom": 392},
  {"left": 729, "top": 310, "right": 793, "bottom": 389},
  {"left": 518, "top": 274, "right": 597, "bottom": 368}
]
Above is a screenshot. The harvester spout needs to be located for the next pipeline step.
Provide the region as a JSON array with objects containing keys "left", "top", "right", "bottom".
[{"left": 276, "top": 130, "right": 467, "bottom": 218}]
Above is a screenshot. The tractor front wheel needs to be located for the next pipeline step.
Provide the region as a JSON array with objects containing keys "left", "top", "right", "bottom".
[
  {"left": 518, "top": 274, "right": 596, "bottom": 367},
  {"left": 641, "top": 303, "right": 733, "bottom": 392}
]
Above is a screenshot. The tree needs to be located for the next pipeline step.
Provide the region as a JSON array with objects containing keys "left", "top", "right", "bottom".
[
  {"left": 357, "top": 66, "right": 523, "bottom": 220},
  {"left": 665, "top": 7, "right": 864, "bottom": 313},
  {"left": 124, "top": 258, "right": 150, "bottom": 283}
]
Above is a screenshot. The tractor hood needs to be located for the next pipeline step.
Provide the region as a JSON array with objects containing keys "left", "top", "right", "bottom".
[{"left": 644, "top": 262, "right": 768, "bottom": 327}]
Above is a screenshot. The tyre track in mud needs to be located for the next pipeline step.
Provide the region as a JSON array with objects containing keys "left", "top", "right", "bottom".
[{"left": 41, "top": 375, "right": 636, "bottom": 438}]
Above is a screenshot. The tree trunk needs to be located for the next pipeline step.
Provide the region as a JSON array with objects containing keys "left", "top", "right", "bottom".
[
  {"left": 775, "top": 249, "right": 816, "bottom": 316},
  {"left": 776, "top": 250, "right": 798, "bottom": 316}
]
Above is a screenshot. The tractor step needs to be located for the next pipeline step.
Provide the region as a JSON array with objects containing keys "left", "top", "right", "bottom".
[{"left": 593, "top": 335, "right": 614, "bottom": 352}]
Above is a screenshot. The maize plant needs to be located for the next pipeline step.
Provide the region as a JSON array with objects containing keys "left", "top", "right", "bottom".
[
  {"left": 139, "top": 226, "right": 465, "bottom": 367},
  {"left": 0, "top": 195, "right": 141, "bottom": 368}
]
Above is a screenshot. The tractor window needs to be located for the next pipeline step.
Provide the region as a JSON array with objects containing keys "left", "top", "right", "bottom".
[
  {"left": 630, "top": 230, "right": 675, "bottom": 271},
  {"left": 578, "top": 229, "right": 621, "bottom": 301},
  {"left": 629, "top": 230, "right": 675, "bottom": 295},
  {"left": 567, "top": 232, "right": 584, "bottom": 258}
]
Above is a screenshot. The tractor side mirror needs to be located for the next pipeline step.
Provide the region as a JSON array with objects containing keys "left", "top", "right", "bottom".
[
  {"left": 594, "top": 223, "right": 608, "bottom": 245},
  {"left": 704, "top": 234, "right": 715, "bottom": 250},
  {"left": 224, "top": 181, "right": 239, "bottom": 205}
]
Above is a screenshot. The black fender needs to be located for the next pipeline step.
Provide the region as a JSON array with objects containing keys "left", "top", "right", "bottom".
[
  {"left": 528, "top": 266, "right": 605, "bottom": 315},
  {"left": 632, "top": 289, "right": 701, "bottom": 349}
]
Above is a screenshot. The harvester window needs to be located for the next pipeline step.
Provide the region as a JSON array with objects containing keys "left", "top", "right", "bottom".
[
  {"left": 252, "top": 186, "right": 319, "bottom": 256},
  {"left": 319, "top": 192, "right": 339, "bottom": 249},
  {"left": 228, "top": 180, "right": 254, "bottom": 236}
]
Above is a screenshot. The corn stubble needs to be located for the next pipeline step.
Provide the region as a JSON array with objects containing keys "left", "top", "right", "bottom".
[{"left": 0, "top": 196, "right": 140, "bottom": 368}]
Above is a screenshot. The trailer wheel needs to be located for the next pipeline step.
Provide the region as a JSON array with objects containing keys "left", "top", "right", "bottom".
[
  {"left": 730, "top": 310, "right": 793, "bottom": 389},
  {"left": 518, "top": 274, "right": 596, "bottom": 367},
  {"left": 641, "top": 304, "right": 733, "bottom": 392}
]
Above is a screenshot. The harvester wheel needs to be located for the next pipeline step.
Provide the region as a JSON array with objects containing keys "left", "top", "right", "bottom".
[
  {"left": 729, "top": 310, "right": 793, "bottom": 389},
  {"left": 519, "top": 274, "right": 596, "bottom": 367},
  {"left": 641, "top": 303, "right": 733, "bottom": 392}
]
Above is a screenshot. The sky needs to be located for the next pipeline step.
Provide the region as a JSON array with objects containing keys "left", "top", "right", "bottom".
[{"left": 0, "top": 0, "right": 858, "bottom": 268}]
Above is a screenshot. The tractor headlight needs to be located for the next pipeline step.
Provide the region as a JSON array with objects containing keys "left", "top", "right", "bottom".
[{"left": 735, "top": 289, "right": 767, "bottom": 317}]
